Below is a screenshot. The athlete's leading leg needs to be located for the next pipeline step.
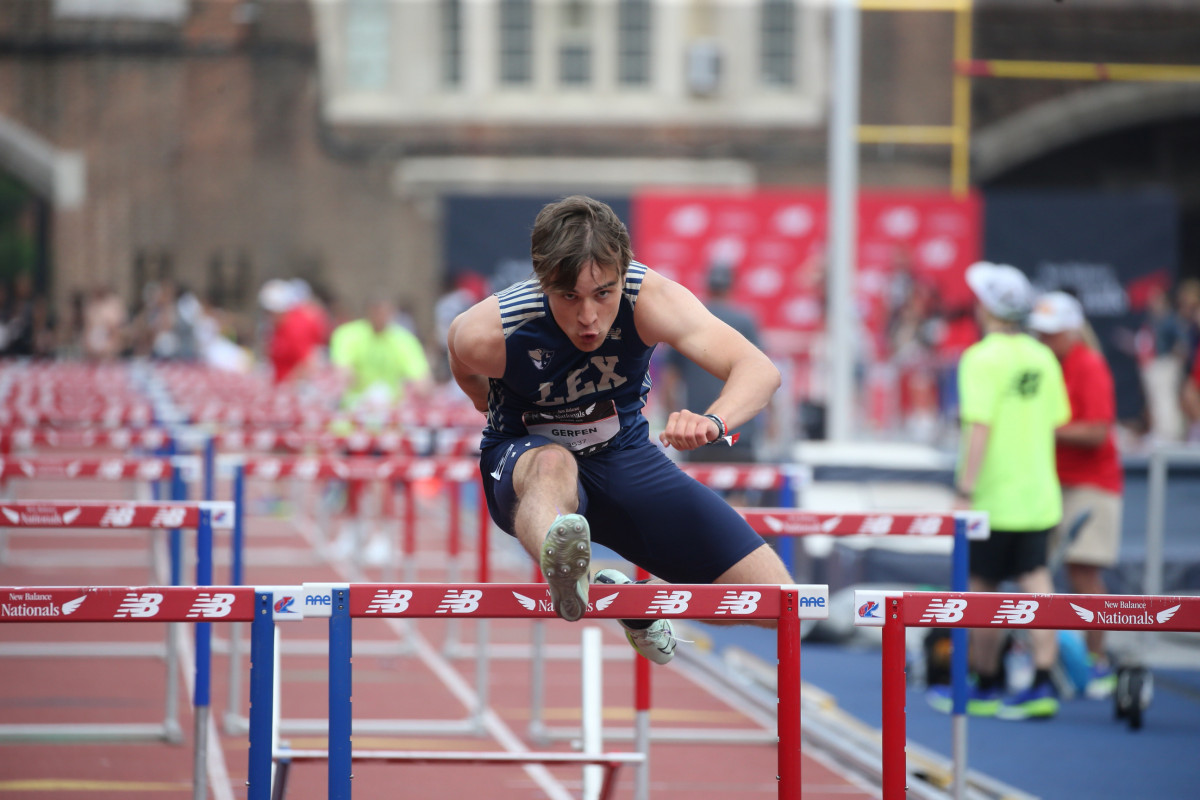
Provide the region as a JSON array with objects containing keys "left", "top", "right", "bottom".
[{"left": 511, "top": 443, "right": 591, "bottom": 622}]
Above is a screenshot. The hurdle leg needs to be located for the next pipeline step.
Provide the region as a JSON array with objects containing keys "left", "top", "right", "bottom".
[
  {"left": 247, "top": 591, "right": 276, "bottom": 800},
  {"left": 528, "top": 619, "right": 548, "bottom": 743},
  {"left": 881, "top": 597, "right": 907, "bottom": 799},
  {"left": 581, "top": 626, "right": 604, "bottom": 800}
]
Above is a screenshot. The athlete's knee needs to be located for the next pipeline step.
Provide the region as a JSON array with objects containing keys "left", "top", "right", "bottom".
[{"left": 514, "top": 443, "right": 578, "bottom": 491}]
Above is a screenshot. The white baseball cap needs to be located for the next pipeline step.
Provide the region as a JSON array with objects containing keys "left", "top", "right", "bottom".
[
  {"left": 965, "top": 261, "right": 1034, "bottom": 322},
  {"left": 258, "top": 279, "right": 298, "bottom": 313},
  {"left": 1028, "top": 291, "right": 1084, "bottom": 334}
]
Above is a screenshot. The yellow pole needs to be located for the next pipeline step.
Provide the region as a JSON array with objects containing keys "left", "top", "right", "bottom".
[
  {"left": 950, "top": 0, "right": 973, "bottom": 196},
  {"left": 961, "top": 59, "right": 1200, "bottom": 83}
]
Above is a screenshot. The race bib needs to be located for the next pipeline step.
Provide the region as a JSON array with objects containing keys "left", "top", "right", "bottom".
[{"left": 523, "top": 399, "right": 620, "bottom": 456}]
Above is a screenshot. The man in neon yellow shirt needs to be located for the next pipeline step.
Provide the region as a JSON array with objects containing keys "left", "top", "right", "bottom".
[
  {"left": 928, "top": 261, "right": 1070, "bottom": 721},
  {"left": 329, "top": 300, "right": 433, "bottom": 412}
]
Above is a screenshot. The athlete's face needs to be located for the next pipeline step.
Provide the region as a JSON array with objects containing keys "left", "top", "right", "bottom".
[{"left": 547, "top": 262, "right": 622, "bottom": 352}]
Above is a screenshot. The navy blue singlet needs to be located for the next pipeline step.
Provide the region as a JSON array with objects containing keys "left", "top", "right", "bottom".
[{"left": 477, "top": 262, "right": 766, "bottom": 583}]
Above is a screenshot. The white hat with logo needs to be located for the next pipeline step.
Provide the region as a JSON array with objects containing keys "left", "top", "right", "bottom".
[
  {"left": 1028, "top": 291, "right": 1085, "bottom": 334},
  {"left": 965, "top": 261, "right": 1034, "bottom": 322}
]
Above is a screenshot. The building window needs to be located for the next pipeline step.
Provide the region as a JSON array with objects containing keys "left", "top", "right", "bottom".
[
  {"left": 440, "top": 0, "right": 462, "bottom": 87},
  {"left": 344, "top": 0, "right": 391, "bottom": 91},
  {"left": 558, "top": 0, "right": 592, "bottom": 86},
  {"left": 760, "top": 0, "right": 796, "bottom": 87},
  {"left": 617, "top": 0, "right": 651, "bottom": 86},
  {"left": 560, "top": 44, "right": 591, "bottom": 85},
  {"left": 499, "top": 0, "right": 534, "bottom": 85}
]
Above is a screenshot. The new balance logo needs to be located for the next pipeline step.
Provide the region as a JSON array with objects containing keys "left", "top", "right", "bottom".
[
  {"left": 99, "top": 506, "right": 136, "bottom": 528},
  {"left": 151, "top": 507, "right": 187, "bottom": 528},
  {"left": 115, "top": 592, "right": 164, "bottom": 618},
  {"left": 715, "top": 590, "right": 761, "bottom": 615},
  {"left": 187, "top": 593, "right": 236, "bottom": 619},
  {"left": 365, "top": 589, "right": 414, "bottom": 614},
  {"left": 991, "top": 599, "right": 1038, "bottom": 625},
  {"left": 920, "top": 598, "right": 967, "bottom": 624},
  {"left": 646, "top": 590, "right": 692, "bottom": 615},
  {"left": 436, "top": 589, "right": 482, "bottom": 614}
]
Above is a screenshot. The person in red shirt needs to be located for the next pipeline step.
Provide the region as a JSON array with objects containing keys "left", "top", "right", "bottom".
[
  {"left": 259, "top": 279, "right": 329, "bottom": 384},
  {"left": 1028, "top": 291, "right": 1123, "bottom": 698}
]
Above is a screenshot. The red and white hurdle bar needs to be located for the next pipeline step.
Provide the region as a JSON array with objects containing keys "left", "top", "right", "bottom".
[
  {"left": 0, "top": 584, "right": 281, "bottom": 800},
  {"left": 297, "top": 581, "right": 828, "bottom": 800},
  {"left": 526, "top": 507, "right": 987, "bottom": 751},
  {"left": 854, "top": 590, "right": 1200, "bottom": 800},
  {"left": 0, "top": 499, "right": 234, "bottom": 800}
]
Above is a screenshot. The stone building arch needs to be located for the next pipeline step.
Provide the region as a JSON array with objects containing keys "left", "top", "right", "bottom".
[{"left": 972, "top": 83, "right": 1200, "bottom": 184}]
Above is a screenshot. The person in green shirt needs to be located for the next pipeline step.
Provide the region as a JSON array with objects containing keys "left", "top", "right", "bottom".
[
  {"left": 327, "top": 299, "right": 434, "bottom": 563},
  {"left": 928, "top": 261, "right": 1070, "bottom": 721},
  {"left": 329, "top": 300, "right": 433, "bottom": 413}
]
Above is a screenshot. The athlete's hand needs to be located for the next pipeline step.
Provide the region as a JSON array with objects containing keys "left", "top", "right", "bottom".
[{"left": 659, "top": 409, "right": 720, "bottom": 451}]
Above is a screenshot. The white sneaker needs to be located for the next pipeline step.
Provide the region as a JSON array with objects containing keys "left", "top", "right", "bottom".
[
  {"left": 540, "top": 514, "right": 591, "bottom": 622},
  {"left": 593, "top": 569, "right": 676, "bottom": 665}
]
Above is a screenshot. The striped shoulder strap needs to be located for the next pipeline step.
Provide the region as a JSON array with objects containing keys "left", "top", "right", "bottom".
[
  {"left": 624, "top": 261, "right": 648, "bottom": 305},
  {"left": 497, "top": 279, "right": 545, "bottom": 339}
]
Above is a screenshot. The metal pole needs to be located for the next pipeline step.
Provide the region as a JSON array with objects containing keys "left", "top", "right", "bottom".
[
  {"left": 247, "top": 591, "right": 275, "bottom": 800},
  {"left": 226, "top": 465, "right": 247, "bottom": 734},
  {"left": 581, "top": 626, "right": 604, "bottom": 800},
  {"left": 826, "top": 0, "right": 861, "bottom": 442},
  {"left": 328, "top": 589, "right": 353, "bottom": 800},
  {"left": 777, "top": 588, "right": 803, "bottom": 800},
  {"left": 881, "top": 597, "right": 906, "bottom": 799},
  {"left": 1144, "top": 447, "right": 1167, "bottom": 597},
  {"left": 193, "top": 508, "right": 214, "bottom": 800},
  {"left": 951, "top": 518, "right": 969, "bottom": 800}
]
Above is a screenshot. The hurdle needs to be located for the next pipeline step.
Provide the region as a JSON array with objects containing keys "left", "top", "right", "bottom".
[
  {"left": 219, "top": 453, "right": 497, "bottom": 738},
  {"left": 0, "top": 499, "right": 232, "bottom": 749},
  {"left": 524, "top": 507, "right": 987, "bottom": 751},
  {"left": 0, "top": 583, "right": 282, "bottom": 800},
  {"left": 854, "top": 590, "right": 1200, "bottom": 800},
  {"left": 286, "top": 581, "right": 826, "bottom": 800},
  {"left": 0, "top": 455, "right": 187, "bottom": 569}
]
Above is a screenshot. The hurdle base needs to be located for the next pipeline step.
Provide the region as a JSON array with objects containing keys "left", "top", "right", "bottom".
[
  {"left": 0, "top": 722, "right": 183, "bottom": 744},
  {"left": 225, "top": 715, "right": 487, "bottom": 737}
]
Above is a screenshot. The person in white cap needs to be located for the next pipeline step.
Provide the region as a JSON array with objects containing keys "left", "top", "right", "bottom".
[
  {"left": 927, "top": 262, "right": 1071, "bottom": 721},
  {"left": 1028, "top": 291, "right": 1123, "bottom": 698},
  {"left": 258, "top": 278, "right": 329, "bottom": 384}
]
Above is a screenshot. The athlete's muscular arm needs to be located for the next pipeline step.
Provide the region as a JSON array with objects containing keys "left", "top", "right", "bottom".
[
  {"left": 447, "top": 296, "right": 505, "bottom": 415},
  {"left": 635, "top": 268, "right": 781, "bottom": 451}
]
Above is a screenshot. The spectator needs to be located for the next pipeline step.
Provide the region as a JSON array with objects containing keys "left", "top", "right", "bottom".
[
  {"left": 259, "top": 278, "right": 327, "bottom": 384},
  {"left": 329, "top": 299, "right": 433, "bottom": 412},
  {"left": 1137, "top": 283, "right": 1189, "bottom": 442},
  {"left": 1183, "top": 335, "right": 1200, "bottom": 440},
  {"left": 927, "top": 262, "right": 1070, "bottom": 721},
  {"left": 1028, "top": 291, "right": 1123, "bottom": 699},
  {"left": 0, "top": 272, "right": 38, "bottom": 356},
  {"left": 83, "top": 284, "right": 127, "bottom": 361}
]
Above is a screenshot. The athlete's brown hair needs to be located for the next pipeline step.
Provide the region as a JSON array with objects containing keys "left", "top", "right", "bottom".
[{"left": 530, "top": 195, "right": 633, "bottom": 293}]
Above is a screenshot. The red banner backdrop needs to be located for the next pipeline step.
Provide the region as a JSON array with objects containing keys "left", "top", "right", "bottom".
[{"left": 631, "top": 190, "right": 982, "bottom": 362}]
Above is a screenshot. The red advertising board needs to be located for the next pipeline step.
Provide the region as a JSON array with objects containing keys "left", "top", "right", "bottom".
[{"left": 632, "top": 190, "right": 982, "bottom": 362}]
